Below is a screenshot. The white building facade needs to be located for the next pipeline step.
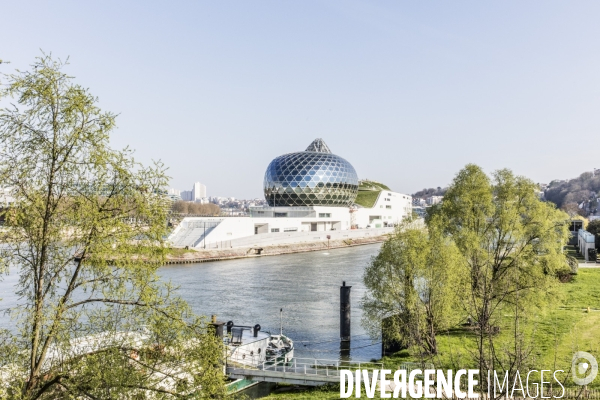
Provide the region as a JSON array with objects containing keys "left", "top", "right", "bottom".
[
  {"left": 168, "top": 139, "right": 413, "bottom": 249},
  {"left": 180, "top": 181, "right": 207, "bottom": 202},
  {"left": 169, "top": 192, "right": 412, "bottom": 249}
]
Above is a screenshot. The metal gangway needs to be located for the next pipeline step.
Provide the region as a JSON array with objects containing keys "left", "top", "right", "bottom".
[{"left": 227, "top": 357, "right": 383, "bottom": 386}]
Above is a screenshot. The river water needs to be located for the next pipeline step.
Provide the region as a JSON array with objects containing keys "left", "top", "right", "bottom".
[{"left": 0, "top": 244, "right": 383, "bottom": 361}]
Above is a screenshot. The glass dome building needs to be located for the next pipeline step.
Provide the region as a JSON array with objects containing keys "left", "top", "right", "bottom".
[{"left": 263, "top": 139, "right": 359, "bottom": 207}]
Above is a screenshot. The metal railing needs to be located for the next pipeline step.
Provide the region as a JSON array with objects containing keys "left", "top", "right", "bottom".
[{"left": 260, "top": 357, "right": 383, "bottom": 378}]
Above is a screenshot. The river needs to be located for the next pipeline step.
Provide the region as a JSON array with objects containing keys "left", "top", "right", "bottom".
[{"left": 0, "top": 244, "right": 383, "bottom": 361}]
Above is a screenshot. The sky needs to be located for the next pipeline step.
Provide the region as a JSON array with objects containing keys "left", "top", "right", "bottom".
[{"left": 1, "top": 1, "right": 599, "bottom": 198}]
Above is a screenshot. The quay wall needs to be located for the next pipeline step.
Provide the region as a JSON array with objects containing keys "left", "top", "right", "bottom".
[{"left": 165, "top": 233, "right": 390, "bottom": 264}]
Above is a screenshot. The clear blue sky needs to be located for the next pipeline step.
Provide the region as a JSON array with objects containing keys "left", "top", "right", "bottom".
[{"left": 2, "top": 1, "right": 599, "bottom": 198}]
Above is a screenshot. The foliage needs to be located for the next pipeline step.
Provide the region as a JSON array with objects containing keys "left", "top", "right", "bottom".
[
  {"left": 171, "top": 200, "right": 220, "bottom": 215},
  {"left": 545, "top": 171, "right": 600, "bottom": 215},
  {"left": 587, "top": 219, "right": 600, "bottom": 249},
  {"left": 379, "top": 269, "right": 600, "bottom": 389},
  {"left": 0, "top": 55, "right": 225, "bottom": 398},
  {"left": 270, "top": 270, "right": 600, "bottom": 399},
  {"left": 429, "top": 164, "right": 570, "bottom": 387},
  {"left": 362, "top": 220, "right": 463, "bottom": 355}
]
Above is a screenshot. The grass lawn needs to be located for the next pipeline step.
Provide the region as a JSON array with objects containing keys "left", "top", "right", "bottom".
[
  {"left": 355, "top": 191, "right": 381, "bottom": 208},
  {"left": 165, "top": 247, "right": 198, "bottom": 257},
  {"left": 259, "top": 270, "right": 600, "bottom": 398}
]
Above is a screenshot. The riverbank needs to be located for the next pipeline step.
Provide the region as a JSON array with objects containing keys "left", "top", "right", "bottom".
[
  {"left": 258, "top": 268, "right": 600, "bottom": 398},
  {"left": 165, "top": 234, "right": 390, "bottom": 264}
]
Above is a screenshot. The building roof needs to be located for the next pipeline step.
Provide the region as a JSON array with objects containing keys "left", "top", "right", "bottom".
[
  {"left": 305, "top": 138, "right": 331, "bottom": 153},
  {"left": 578, "top": 229, "right": 595, "bottom": 243}
]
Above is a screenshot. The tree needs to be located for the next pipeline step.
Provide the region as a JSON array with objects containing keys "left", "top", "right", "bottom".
[
  {"left": 429, "top": 165, "right": 570, "bottom": 392},
  {"left": 362, "top": 220, "right": 463, "bottom": 356},
  {"left": 0, "top": 55, "right": 226, "bottom": 399},
  {"left": 587, "top": 219, "right": 600, "bottom": 249},
  {"left": 561, "top": 202, "right": 581, "bottom": 217}
]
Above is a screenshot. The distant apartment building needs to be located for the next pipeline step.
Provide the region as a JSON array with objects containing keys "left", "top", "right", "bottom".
[
  {"left": 180, "top": 182, "right": 207, "bottom": 202},
  {"left": 426, "top": 196, "right": 443, "bottom": 205},
  {"left": 412, "top": 198, "right": 427, "bottom": 207}
]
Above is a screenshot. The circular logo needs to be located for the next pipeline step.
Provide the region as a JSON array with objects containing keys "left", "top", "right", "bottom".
[{"left": 572, "top": 351, "right": 598, "bottom": 385}]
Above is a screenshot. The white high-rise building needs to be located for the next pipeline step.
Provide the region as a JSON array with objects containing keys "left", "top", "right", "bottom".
[
  {"left": 192, "top": 182, "right": 207, "bottom": 200},
  {"left": 180, "top": 182, "right": 207, "bottom": 202}
]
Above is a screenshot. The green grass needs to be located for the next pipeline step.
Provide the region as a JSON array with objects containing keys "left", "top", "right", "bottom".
[
  {"left": 260, "top": 270, "right": 600, "bottom": 398},
  {"left": 359, "top": 180, "right": 391, "bottom": 191},
  {"left": 165, "top": 247, "right": 197, "bottom": 257},
  {"left": 565, "top": 245, "right": 585, "bottom": 260},
  {"left": 354, "top": 190, "right": 381, "bottom": 208}
]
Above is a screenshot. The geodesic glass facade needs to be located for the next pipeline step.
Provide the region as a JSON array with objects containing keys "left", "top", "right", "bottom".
[{"left": 263, "top": 140, "right": 359, "bottom": 207}]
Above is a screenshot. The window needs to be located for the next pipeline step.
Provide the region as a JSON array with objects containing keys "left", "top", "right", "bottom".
[
  {"left": 284, "top": 227, "right": 298, "bottom": 232},
  {"left": 318, "top": 213, "right": 331, "bottom": 218},
  {"left": 271, "top": 228, "right": 280, "bottom": 233},
  {"left": 274, "top": 212, "right": 287, "bottom": 217},
  {"left": 386, "top": 205, "right": 392, "bottom": 209}
]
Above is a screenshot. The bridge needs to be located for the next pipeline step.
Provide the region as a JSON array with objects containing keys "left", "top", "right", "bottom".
[{"left": 227, "top": 357, "right": 383, "bottom": 386}]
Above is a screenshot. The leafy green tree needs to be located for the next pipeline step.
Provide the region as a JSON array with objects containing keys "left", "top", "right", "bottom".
[
  {"left": 429, "top": 165, "right": 570, "bottom": 388},
  {"left": 362, "top": 220, "right": 463, "bottom": 355},
  {"left": 0, "top": 55, "right": 225, "bottom": 399},
  {"left": 587, "top": 219, "right": 600, "bottom": 249}
]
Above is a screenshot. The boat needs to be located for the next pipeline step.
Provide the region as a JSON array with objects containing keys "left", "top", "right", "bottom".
[
  {"left": 223, "top": 322, "right": 294, "bottom": 367},
  {"left": 265, "top": 333, "right": 294, "bottom": 364},
  {"left": 222, "top": 319, "right": 294, "bottom": 395}
]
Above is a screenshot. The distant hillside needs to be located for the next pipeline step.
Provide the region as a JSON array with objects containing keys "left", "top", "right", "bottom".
[
  {"left": 544, "top": 171, "right": 600, "bottom": 216},
  {"left": 412, "top": 187, "right": 446, "bottom": 198},
  {"left": 354, "top": 180, "right": 390, "bottom": 208}
]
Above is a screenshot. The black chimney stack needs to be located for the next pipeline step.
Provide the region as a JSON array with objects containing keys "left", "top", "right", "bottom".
[{"left": 340, "top": 281, "right": 351, "bottom": 342}]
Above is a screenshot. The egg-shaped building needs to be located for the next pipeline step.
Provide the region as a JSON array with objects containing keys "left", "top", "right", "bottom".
[{"left": 263, "top": 139, "right": 359, "bottom": 207}]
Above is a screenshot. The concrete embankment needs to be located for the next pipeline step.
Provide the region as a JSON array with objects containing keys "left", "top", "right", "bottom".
[{"left": 164, "top": 235, "right": 389, "bottom": 264}]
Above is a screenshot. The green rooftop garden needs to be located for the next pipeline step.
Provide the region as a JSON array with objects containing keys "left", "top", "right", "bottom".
[
  {"left": 354, "top": 180, "right": 390, "bottom": 208},
  {"left": 358, "top": 180, "right": 390, "bottom": 191}
]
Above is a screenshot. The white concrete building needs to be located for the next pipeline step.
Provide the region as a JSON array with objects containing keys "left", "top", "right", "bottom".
[
  {"left": 169, "top": 200, "right": 411, "bottom": 249},
  {"left": 578, "top": 229, "right": 596, "bottom": 261},
  {"left": 181, "top": 181, "right": 207, "bottom": 202},
  {"left": 354, "top": 191, "right": 412, "bottom": 229},
  {"left": 168, "top": 139, "right": 413, "bottom": 249},
  {"left": 426, "top": 196, "right": 443, "bottom": 205}
]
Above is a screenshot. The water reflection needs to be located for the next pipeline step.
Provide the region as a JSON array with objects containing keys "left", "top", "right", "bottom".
[
  {"left": 158, "top": 243, "right": 382, "bottom": 361},
  {"left": 0, "top": 244, "right": 383, "bottom": 361}
]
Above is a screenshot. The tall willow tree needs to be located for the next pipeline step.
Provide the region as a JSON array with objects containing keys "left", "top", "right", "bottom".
[
  {"left": 362, "top": 220, "right": 463, "bottom": 356},
  {"left": 0, "top": 55, "right": 225, "bottom": 399},
  {"left": 429, "top": 164, "right": 570, "bottom": 390}
]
